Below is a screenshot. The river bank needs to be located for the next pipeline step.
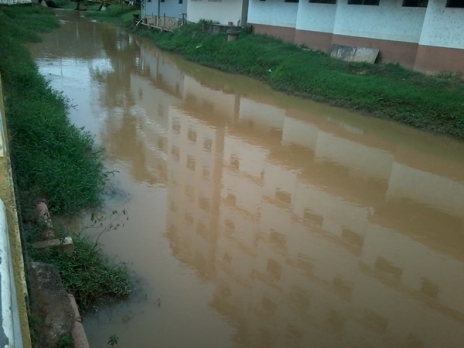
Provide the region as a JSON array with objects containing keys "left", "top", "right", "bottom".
[
  {"left": 86, "top": 7, "right": 464, "bottom": 140},
  {"left": 0, "top": 5, "right": 131, "bottom": 346}
]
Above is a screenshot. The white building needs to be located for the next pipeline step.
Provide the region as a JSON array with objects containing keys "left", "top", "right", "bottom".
[
  {"left": 142, "top": 0, "right": 187, "bottom": 20},
  {"left": 187, "top": 0, "right": 244, "bottom": 25},
  {"left": 248, "top": 0, "right": 464, "bottom": 72},
  {"left": 187, "top": 0, "right": 464, "bottom": 72}
]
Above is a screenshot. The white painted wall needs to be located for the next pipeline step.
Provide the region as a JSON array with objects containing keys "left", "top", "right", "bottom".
[
  {"left": 332, "top": 0, "right": 426, "bottom": 43},
  {"left": 187, "top": 0, "right": 243, "bottom": 25},
  {"left": 296, "top": 2, "right": 337, "bottom": 33},
  {"left": 143, "top": 0, "right": 187, "bottom": 18},
  {"left": 249, "top": 0, "right": 298, "bottom": 28},
  {"left": 419, "top": 0, "right": 464, "bottom": 48},
  {"left": 0, "top": 0, "right": 30, "bottom": 3}
]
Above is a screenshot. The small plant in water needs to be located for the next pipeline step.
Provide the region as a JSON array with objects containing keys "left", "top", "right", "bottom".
[{"left": 108, "top": 334, "right": 119, "bottom": 347}]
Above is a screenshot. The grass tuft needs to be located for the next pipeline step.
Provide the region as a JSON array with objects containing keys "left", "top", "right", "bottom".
[{"left": 27, "top": 224, "right": 132, "bottom": 313}]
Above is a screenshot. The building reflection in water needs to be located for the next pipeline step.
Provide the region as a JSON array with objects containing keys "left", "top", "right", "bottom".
[{"left": 91, "top": 32, "right": 464, "bottom": 348}]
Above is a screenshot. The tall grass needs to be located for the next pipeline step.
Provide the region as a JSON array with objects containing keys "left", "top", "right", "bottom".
[
  {"left": 86, "top": 5, "right": 139, "bottom": 24},
  {"left": 0, "top": 4, "right": 132, "bottom": 325},
  {"left": 27, "top": 224, "right": 132, "bottom": 313},
  {"left": 0, "top": 6, "right": 108, "bottom": 216},
  {"left": 136, "top": 23, "right": 464, "bottom": 139}
]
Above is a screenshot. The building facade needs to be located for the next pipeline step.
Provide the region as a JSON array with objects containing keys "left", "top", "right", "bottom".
[
  {"left": 142, "top": 0, "right": 187, "bottom": 19},
  {"left": 248, "top": 0, "right": 464, "bottom": 72},
  {"left": 187, "top": 0, "right": 243, "bottom": 25}
]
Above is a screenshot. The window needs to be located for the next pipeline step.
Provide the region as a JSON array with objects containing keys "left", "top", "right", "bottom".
[
  {"left": 203, "top": 138, "right": 212, "bottom": 151},
  {"left": 202, "top": 166, "right": 210, "bottom": 179},
  {"left": 171, "top": 146, "right": 179, "bottom": 161},
  {"left": 187, "top": 156, "right": 196, "bottom": 171},
  {"left": 179, "top": 0, "right": 183, "bottom": 3},
  {"left": 310, "top": 0, "right": 336, "bottom": 3},
  {"left": 446, "top": 0, "right": 464, "bottom": 7},
  {"left": 161, "top": 0, "right": 165, "bottom": 2},
  {"left": 230, "top": 155, "right": 239, "bottom": 170},
  {"left": 348, "top": 0, "right": 379, "bottom": 5},
  {"left": 187, "top": 129, "right": 197, "bottom": 143},
  {"left": 199, "top": 197, "right": 210, "bottom": 211},
  {"left": 285, "top": 0, "right": 299, "bottom": 2},
  {"left": 172, "top": 121, "right": 180, "bottom": 134},
  {"left": 403, "top": 0, "right": 427, "bottom": 6},
  {"left": 275, "top": 189, "right": 291, "bottom": 204}
]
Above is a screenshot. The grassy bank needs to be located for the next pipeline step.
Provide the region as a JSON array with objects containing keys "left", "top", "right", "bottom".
[
  {"left": 0, "top": 6, "right": 106, "bottom": 216},
  {"left": 127, "top": 22, "right": 464, "bottom": 139},
  {"left": 85, "top": 5, "right": 139, "bottom": 24},
  {"left": 0, "top": 5, "right": 132, "bottom": 342}
]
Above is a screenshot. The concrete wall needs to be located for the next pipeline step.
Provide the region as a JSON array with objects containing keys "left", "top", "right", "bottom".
[
  {"left": 296, "top": 2, "right": 337, "bottom": 34},
  {"left": 0, "top": 74, "right": 31, "bottom": 347},
  {"left": 414, "top": 0, "right": 464, "bottom": 72},
  {"left": 143, "top": 0, "right": 187, "bottom": 18},
  {"left": 419, "top": 0, "right": 464, "bottom": 49},
  {"left": 246, "top": 0, "right": 464, "bottom": 72},
  {"left": 0, "top": 0, "right": 30, "bottom": 3},
  {"left": 187, "top": 0, "right": 243, "bottom": 25},
  {"left": 249, "top": 0, "right": 298, "bottom": 28},
  {"left": 332, "top": 0, "right": 426, "bottom": 43},
  {"left": 331, "top": 0, "right": 425, "bottom": 66}
]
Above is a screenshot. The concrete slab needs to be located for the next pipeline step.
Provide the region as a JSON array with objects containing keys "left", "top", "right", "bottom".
[
  {"left": 33, "top": 237, "right": 74, "bottom": 253},
  {"left": 330, "top": 44, "right": 379, "bottom": 64}
]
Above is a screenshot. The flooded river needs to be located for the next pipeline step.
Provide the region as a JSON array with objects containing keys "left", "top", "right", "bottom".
[{"left": 30, "top": 11, "right": 464, "bottom": 348}]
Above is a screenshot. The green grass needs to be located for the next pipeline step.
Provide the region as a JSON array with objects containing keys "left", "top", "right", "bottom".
[
  {"left": 0, "top": 5, "right": 109, "bottom": 216},
  {"left": 135, "top": 22, "right": 464, "bottom": 139},
  {"left": 27, "top": 224, "right": 132, "bottom": 313},
  {"left": 0, "top": 4, "right": 132, "bottom": 338},
  {"left": 86, "top": 5, "right": 140, "bottom": 25}
]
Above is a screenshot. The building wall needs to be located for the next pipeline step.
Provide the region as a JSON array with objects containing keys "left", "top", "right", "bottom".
[
  {"left": 414, "top": 0, "right": 464, "bottom": 72},
  {"left": 187, "top": 0, "right": 243, "bottom": 25},
  {"left": 249, "top": 0, "right": 298, "bottom": 40},
  {"left": 247, "top": 0, "right": 464, "bottom": 72},
  {"left": 143, "top": 0, "right": 187, "bottom": 18},
  {"left": 294, "top": 2, "right": 337, "bottom": 50},
  {"left": 249, "top": 0, "right": 299, "bottom": 28},
  {"left": 330, "top": 0, "right": 426, "bottom": 66},
  {"left": 418, "top": 0, "right": 464, "bottom": 49},
  {"left": 332, "top": 0, "right": 425, "bottom": 43}
]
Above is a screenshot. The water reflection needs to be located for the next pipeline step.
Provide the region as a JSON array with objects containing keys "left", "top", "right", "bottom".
[{"left": 33, "top": 13, "right": 464, "bottom": 348}]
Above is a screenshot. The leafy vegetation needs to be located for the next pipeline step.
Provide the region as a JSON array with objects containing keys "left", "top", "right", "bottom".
[
  {"left": 134, "top": 22, "right": 464, "bottom": 139},
  {"left": 0, "top": 5, "right": 132, "bottom": 343},
  {"left": 0, "top": 5, "right": 109, "bottom": 216},
  {"left": 86, "top": 5, "right": 139, "bottom": 25},
  {"left": 27, "top": 223, "right": 132, "bottom": 313}
]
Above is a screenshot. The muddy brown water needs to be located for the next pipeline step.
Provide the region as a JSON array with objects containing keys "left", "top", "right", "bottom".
[{"left": 29, "top": 11, "right": 464, "bottom": 348}]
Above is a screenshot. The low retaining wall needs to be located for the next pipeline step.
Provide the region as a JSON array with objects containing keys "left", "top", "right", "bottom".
[{"left": 0, "top": 73, "right": 32, "bottom": 347}]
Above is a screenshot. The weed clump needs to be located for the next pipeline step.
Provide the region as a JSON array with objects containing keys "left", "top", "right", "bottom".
[
  {"left": 134, "top": 22, "right": 464, "bottom": 139},
  {"left": 27, "top": 225, "right": 132, "bottom": 313}
]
